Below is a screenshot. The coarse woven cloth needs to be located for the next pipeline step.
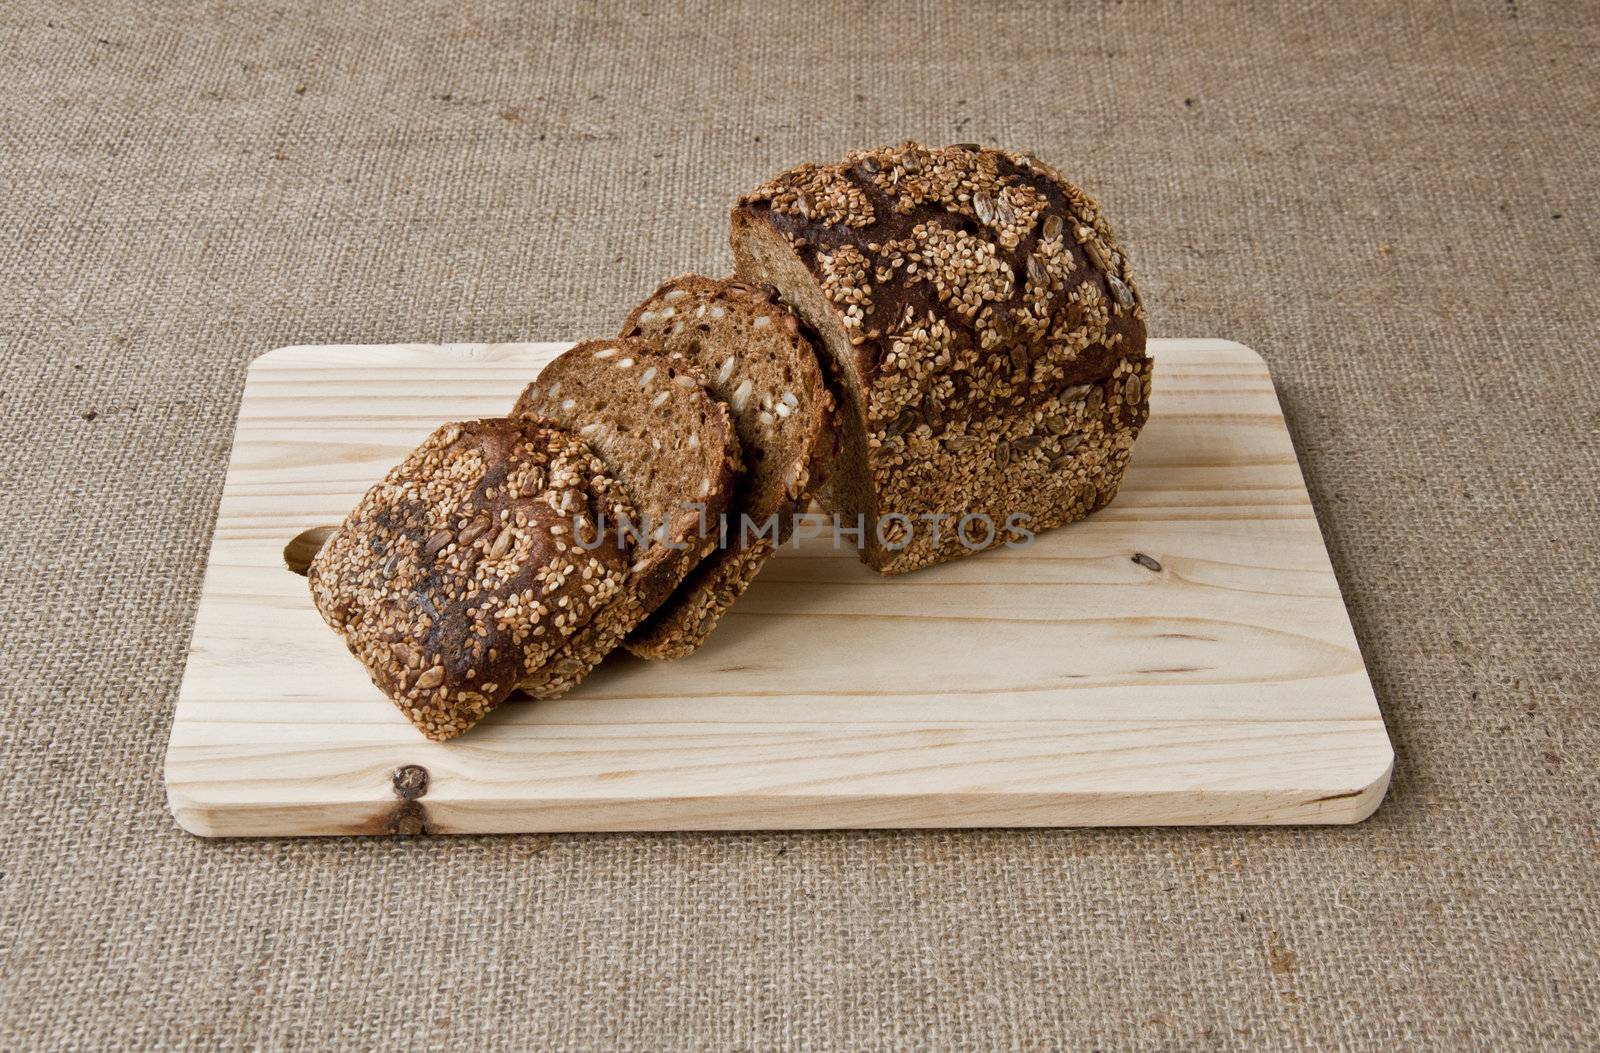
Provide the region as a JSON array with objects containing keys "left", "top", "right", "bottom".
[{"left": 2, "top": 1, "right": 1596, "bottom": 1049}]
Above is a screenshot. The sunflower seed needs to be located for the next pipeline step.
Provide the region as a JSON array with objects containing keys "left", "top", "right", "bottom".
[
  {"left": 973, "top": 191, "right": 997, "bottom": 226},
  {"left": 457, "top": 515, "right": 492, "bottom": 547},
  {"left": 887, "top": 408, "right": 921, "bottom": 437},
  {"left": 923, "top": 391, "right": 943, "bottom": 427},
  {"left": 725, "top": 281, "right": 753, "bottom": 295},
  {"left": 996, "top": 439, "right": 1013, "bottom": 468},
  {"left": 1078, "top": 483, "right": 1098, "bottom": 508},
  {"left": 1009, "top": 344, "right": 1030, "bottom": 374},
  {"left": 731, "top": 379, "right": 754, "bottom": 412},
  {"left": 424, "top": 530, "right": 451, "bottom": 558},
  {"left": 415, "top": 666, "right": 444, "bottom": 690},
  {"left": 1042, "top": 214, "right": 1063, "bottom": 240},
  {"left": 1132, "top": 552, "right": 1162, "bottom": 572},
  {"left": 1108, "top": 274, "right": 1135, "bottom": 310},
  {"left": 1042, "top": 413, "right": 1069, "bottom": 433},
  {"left": 901, "top": 148, "right": 922, "bottom": 172},
  {"left": 1013, "top": 434, "right": 1044, "bottom": 451},
  {"left": 489, "top": 526, "right": 514, "bottom": 560},
  {"left": 1026, "top": 253, "right": 1047, "bottom": 284},
  {"left": 391, "top": 642, "right": 418, "bottom": 669},
  {"left": 859, "top": 156, "right": 881, "bottom": 175},
  {"left": 1060, "top": 383, "right": 1092, "bottom": 402},
  {"left": 943, "top": 435, "right": 980, "bottom": 453},
  {"left": 1057, "top": 433, "right": 1084, "bottom": 454},
  {"left": 1084, "top": 240, "right": 1107, "bottom": 271},
  {"left": 990, "top": 309, "right": 1015, "bottom": 344},
  {"left": 795, "top": 190, "right": 814, "bottom": 217},
  {"left": 1125, "top": 374, "right": 1143, "bottom": 404},
  {"left": 1087, "top": 387, "right": 1105, "bottom": 415},
  {"left": 996, "top": 194, "right": 1017, "bottom": 226}
]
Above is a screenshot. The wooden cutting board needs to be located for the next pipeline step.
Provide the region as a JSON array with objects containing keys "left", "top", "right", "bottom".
[{"left": 164, "top": 339, "right": 1391, "bottom": 836}]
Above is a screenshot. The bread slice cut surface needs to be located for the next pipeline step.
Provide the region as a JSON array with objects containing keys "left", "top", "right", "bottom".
[
  {"left": 618, "top": 274, "right": 836, "bottom": 659},
  {"left": 512, "top": 337, "right": 742, "bottom": 658}
]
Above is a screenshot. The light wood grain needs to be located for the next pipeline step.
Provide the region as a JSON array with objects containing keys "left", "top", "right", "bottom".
[{"left": 164, "top": 339, "right": 1392, "bottom": 835}]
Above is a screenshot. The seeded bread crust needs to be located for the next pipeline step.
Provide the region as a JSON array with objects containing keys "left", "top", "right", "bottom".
[
  {"left": 512, "top": 338, "right": 742, "bottom": 622},
  {"left": 731, "top": 140, "right": 1152, "bottom": 575},
  {"left": 618, "top": 274, "right": 835, "bottom": 660},
  {"left": 515, "top": 590, "right": 646, "bottom": 699},
  {"left": 307, "top": 418, "right": 638, "bottom": 741}
]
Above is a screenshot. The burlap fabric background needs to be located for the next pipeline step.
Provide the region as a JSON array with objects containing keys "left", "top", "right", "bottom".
[{"left": 2, "top": 1, "right": 1595, "bottom": 1048}]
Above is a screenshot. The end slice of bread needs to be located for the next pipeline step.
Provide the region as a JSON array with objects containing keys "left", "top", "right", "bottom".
[{"left": 307, "top": 417, "right": 639, "bottom": 740}]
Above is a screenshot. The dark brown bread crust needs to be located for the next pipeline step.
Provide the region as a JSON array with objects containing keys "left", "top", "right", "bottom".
[
  {"left": 731, "top": 140, "right": 1151, "bottom": 574},
  {"left": 307, "top": 418, "right": 638, "bottom": 741},
  {"left": 512, "top": 338, "right": 742, "bottom": 620},
  {"left": 618, "top": 274, "right": 835, "bottom": 659}
]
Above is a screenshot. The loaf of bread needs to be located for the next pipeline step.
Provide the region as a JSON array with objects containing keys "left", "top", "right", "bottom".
[
  {"left": 307, "top": 418, "right": 640, "bottom": 740},
  {"left": 618, "top": 275, "right": 835, "bottom": 659},
  {"left": 512, "top": 338, "right": 744, "bottom": 685},
  {"left": 310, "top": 140, "right": 1156, "bottom": 739},
  {"left": 731, "top": 141, "right": 1151, "bottom": 574}
]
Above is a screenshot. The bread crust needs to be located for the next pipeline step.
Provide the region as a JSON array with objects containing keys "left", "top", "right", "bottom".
[
  {"left": 731, "top": 141, "right": 1151, "bottom": 574},
  {"left": 307, "top": 418, "right": 638, "bottom": 741}
]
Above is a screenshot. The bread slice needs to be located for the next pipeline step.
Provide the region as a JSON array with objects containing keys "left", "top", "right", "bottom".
[
  {"left": 617, "top": 274, "right": 836, "bottom": 659},
  {"left": 512, "top": 337, "right": 742, "bottom": 680},
  {"left": 307, "top": 418, "right": 640, "bottom": 741}
]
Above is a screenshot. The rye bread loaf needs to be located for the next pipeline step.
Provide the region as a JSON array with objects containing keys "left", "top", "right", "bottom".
[
  {"left": 512, "top": 337, "right": 742, "bottom": 640},
  {"left": 730, "top": 140, "right": 1152, "bottom": 575},
  {"left": 618, "top": 274, "right": 835, "bottom": 659},
  {"left": 307, "top": 418, "right": 639, "bottom": 741}
]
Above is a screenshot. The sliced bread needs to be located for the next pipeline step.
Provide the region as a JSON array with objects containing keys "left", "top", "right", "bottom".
[
  {"left": 617, "top": 274, "right": 836, "bottom": 659},
  {"left": 512, "top": 337, "right": 742, "bottom": 680},
  {"left": 307, "top": 417, "right": 640, "bottom": 741}
]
